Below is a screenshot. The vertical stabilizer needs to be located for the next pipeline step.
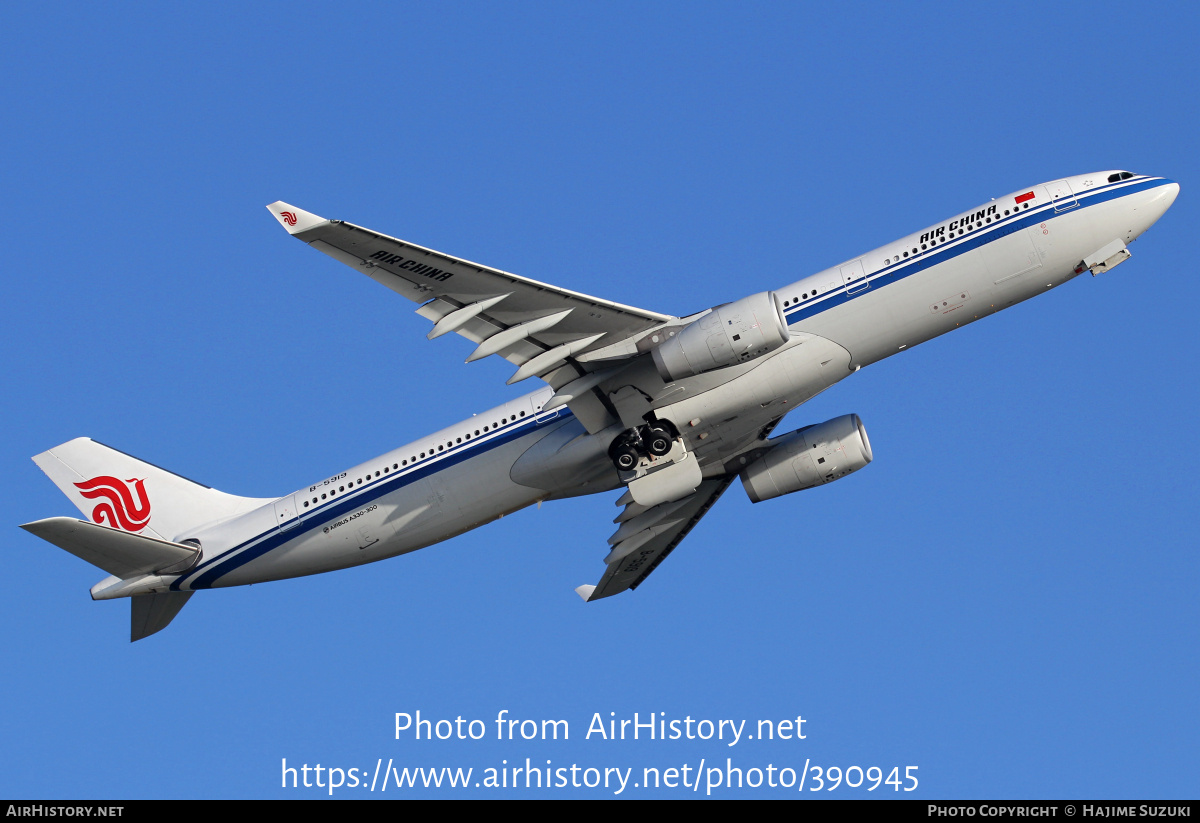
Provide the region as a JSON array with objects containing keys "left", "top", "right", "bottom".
[{"left": 32, "top": 438, "right": 271, "bottom": 543}]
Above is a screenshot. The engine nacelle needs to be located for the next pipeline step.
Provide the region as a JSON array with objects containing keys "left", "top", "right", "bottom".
[
  {"left": 740, "top": 414, "right": 873, "bottom": 503},
  {"left": 652, "top": 291, "right": 789, "bottom": 382}
]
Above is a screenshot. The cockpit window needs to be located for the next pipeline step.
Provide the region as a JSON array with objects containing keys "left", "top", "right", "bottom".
[{"left": 1108, "top": 171, "right": 1136, "bottom": 183}]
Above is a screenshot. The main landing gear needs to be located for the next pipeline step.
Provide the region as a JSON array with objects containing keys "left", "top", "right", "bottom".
[{"left": 607, "top": 420, "right": 679, "bottom": 471}]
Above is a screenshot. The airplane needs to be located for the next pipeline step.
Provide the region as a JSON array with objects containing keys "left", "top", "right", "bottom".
[{"left": 21, "top": 170, "right": 1178, "bottom": 640}]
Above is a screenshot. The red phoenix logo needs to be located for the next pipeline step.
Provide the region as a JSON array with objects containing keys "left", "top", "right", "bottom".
[
  {"left": 280, "top": 211, "right": 298, "bottom": 226},
  {"left": 74, "top": 476, "right": 152, "bottom": 532}
]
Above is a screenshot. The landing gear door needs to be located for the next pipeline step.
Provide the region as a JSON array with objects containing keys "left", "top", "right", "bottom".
[
  {"left": 274, "top": 494, "right": 300, "bottom": 532},
  {"left": 840, "top": 259, "right": 869, "bottom": 295},
  {"left": 1044, "top": 179, "right": 1078, "bottom": 212}
]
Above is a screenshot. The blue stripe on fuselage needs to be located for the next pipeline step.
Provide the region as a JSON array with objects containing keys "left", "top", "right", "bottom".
[
  {"left": 784, "top": 177, "right": 1171, "bottom": 324},
  {"left": 174, "top": 409, "right": 569, "bottom": 590}
]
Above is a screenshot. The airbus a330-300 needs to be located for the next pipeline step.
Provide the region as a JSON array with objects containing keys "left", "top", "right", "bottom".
[{"left": 22, "top": 171, "right": 1178, "bottom": 640}]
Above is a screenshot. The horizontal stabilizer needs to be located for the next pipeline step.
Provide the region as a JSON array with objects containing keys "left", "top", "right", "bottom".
[
  {"left": 131, "top": 591, "right": 193, "bottom": 642},
  {"left": 20, "top": 517, "right": 200, "bottom": 579}
]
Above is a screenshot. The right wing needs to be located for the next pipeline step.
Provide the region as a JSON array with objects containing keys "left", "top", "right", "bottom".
[
  {"left": 267, "top": 202, "right": 675, "bottom": 390},
  {"left": 577, "top": 476, "right": 735, "bottom": 601}
]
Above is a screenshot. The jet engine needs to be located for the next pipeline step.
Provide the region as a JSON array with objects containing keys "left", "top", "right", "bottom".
[
  {"left": 651, "top": 291, "right": 789, "bottom": 382},
  {"left": 740, "top": 414, "right": 873, "bottom": 503}
]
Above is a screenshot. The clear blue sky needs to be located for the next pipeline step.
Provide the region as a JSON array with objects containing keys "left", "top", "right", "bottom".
[{"left": 2, "top": 1, "right": 1196, "bottom": 799}]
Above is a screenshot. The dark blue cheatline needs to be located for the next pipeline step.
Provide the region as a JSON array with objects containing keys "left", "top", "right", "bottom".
[
  {"left": 784, "top": 177, "right": 1169, "bottom": 324},
  {"left": 175, "top": 409, "right": 571, "bottom": 590}
]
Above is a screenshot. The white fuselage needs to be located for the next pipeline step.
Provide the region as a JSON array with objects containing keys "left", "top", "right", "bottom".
[{"left": 131, "top": 173, "right": 1176, "bottom": 597}]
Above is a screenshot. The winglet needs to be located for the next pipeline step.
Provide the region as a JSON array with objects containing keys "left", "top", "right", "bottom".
[
  {"left": 266, "top": 201, "right": 327, "bottom": 235},
  {"left": 574, "top": 584, "right": 596, "bottom": 602}
]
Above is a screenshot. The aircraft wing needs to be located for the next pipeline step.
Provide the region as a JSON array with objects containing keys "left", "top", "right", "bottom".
[
  {"left": 267, "top": 202, "right": 674, "bottom": 388},
  {"left": 577, "top": 476, "right": 734, "bottom": 601}
]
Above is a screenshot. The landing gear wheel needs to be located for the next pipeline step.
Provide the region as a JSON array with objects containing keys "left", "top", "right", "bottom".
[
  {"left": 609, "top": 439, "right": 641, "bottom": 472},
  {"left": 644, "top": 426, "right": 673, "bottom": 457}
]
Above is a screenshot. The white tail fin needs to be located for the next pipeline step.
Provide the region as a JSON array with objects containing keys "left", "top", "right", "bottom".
[{"left": 32, "top": 438, "right": 271, "bottom": 543}]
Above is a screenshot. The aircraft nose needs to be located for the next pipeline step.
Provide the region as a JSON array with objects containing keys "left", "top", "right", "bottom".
[{"left": 1152, "top": 180, "right": 1180, "bottom": 221}]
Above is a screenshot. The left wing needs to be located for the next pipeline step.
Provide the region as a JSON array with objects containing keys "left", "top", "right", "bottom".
[
  {"left": 576, "top": 476, "right": 735, "bottom": 601},
  {"left": 267, "top": 202, "right": 674, "bottom": 388}
]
